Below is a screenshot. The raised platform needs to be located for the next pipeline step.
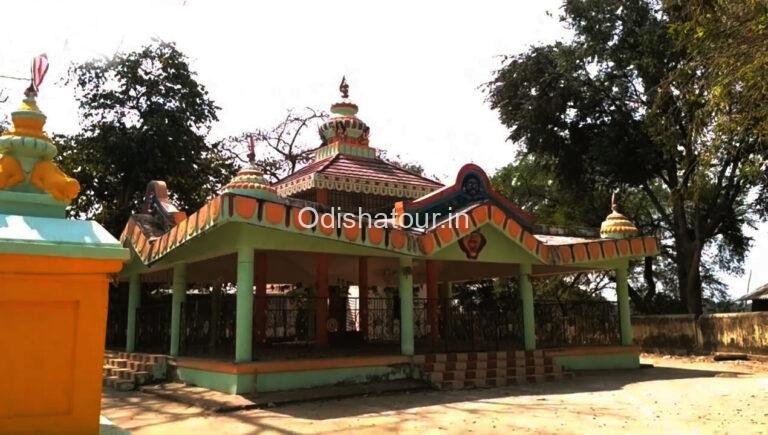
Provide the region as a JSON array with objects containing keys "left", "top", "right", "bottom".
[
  {"left": 172, "top": 354, "right": 414, "bottom": 394},
  {"left": 544, "top": 345, "right": 641, "bottom": 370},
  {"left": 141, "top": 379, "right": 430, "bottom": 412},
  {"left": 163, "top": 345, "right": 639, "bottom": 394}
]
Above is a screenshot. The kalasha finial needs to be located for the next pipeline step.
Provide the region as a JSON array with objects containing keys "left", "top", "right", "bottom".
[
  {"left": 600, "top": 189, "right": 638, "bottom": 239},
  {"left": 339, "top": 76, "right": 349, "bottom": 99},
  {"left": 25, "top": 54, "right": 49, "bottom": 99}
]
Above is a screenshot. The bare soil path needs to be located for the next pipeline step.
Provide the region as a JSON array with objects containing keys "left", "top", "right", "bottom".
[{"left": 101, "top": 354, "right": 768, "bottom": 434}]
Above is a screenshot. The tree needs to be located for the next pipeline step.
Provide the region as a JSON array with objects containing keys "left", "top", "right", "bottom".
[
  {"left": 223, "top": 108, "right": 327, "bottom": 183},
  {"left": 378, "top": 150, "right": 428, "bottom": 177},
  {"left": 56, "top": 41, "right": 236, "bottom": 235},
  {"left": 486, "top": 0, "right": 768, "bottom": 315},
  {"left": 668, "top": 0, "right": 768, "bottom": 217}
]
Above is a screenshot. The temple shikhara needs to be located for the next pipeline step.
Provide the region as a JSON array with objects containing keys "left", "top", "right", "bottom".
[{"left": 109, "top": 78, "right": 659, "bottom": 395}]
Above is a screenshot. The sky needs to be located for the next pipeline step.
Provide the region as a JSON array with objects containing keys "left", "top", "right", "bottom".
[{"left": 0, "top": 0, "right": 764, "bottom": 297}]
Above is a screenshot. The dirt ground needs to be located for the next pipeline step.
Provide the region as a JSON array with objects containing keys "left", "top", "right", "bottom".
[{"left": 101, "top": 354, "right": 768, "bottom": 434}]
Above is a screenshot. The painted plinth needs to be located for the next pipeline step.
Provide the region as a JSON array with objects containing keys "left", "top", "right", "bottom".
[
  {"left": 545, "top": 346, "right": 641, "bottom": 370},
  {"left": 173, "top": 355, "right": 414, "bottom": 394},
  {"left": 0, "top": 89, "right": 129, "bottom": 433},
  {"left": 0, "top": 212, "right": 127, "bottom": 434}
]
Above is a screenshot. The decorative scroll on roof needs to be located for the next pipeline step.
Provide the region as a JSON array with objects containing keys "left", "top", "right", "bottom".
[{"left": 396, "top": 164, "right": 535, "bottom": 227}]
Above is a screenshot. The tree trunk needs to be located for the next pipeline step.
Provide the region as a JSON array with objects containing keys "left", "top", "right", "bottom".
[
  {"left": 642, "top": 256, "right": 656, "bottom": 309},
  {"left": 674, "top": 236, "right": 704, "bottom": 316}
]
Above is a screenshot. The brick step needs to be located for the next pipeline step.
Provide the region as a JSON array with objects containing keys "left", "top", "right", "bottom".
[
  {"left": 123, "top": 360, "right": 154, "bottom": 372},
  {"left": 106, "top": 352, "right": 167, "bottom": 365},
  {"left": 427, "top": 366, "right": 563, "bottom": 383},
  {"left": 103, "top": 376, "right": 135, "bottom": 391},
  {"left": 437, "top": 372, "right": 575, "bottom": 390},
  {"left": 415, "top": 351, "right": 548, "bottom": 364},
  {"left": 103, "top": 365, "right": 155, "bottom": 388},
  {"left": 107, "top": 358, "right": 129, "bottom": 368},
  {"left": 108, "top": 367, "right": 132, "bottom": 377},
  {"left": 103, "top": 351, "right": 168, "bottom": 391},
  {"left": 120, "top": 370, "right": 150, "bottom": 384},
  {"left": 423, "top": 358, "right": 554, "bottom": 372}
]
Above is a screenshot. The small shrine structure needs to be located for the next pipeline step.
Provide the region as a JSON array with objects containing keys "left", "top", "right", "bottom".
[
  {"left": 0, "top": 56, "right": 128, "bottom": 434},
  {"left": 114, "top": 79, "right": 658, "bottom": 394}
]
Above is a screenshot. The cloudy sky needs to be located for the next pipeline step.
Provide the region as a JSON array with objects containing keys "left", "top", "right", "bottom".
[{"left": 0, "top": 0, "right": 764, "bottom": 296}]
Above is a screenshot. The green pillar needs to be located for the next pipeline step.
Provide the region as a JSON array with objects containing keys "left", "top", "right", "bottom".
[
  {"left": 236, "top": 246, "right": 254, "bottom": 362},
  {"left": 519, "top": 263, "right": 536, "bottom": 350},
  {"left": 126, "top": 273, "right": 140, "bottom": 352},
  {"left": 170, "top": 263, "right": 187, "bottom": 356},
  {"left": 616, "top": 262, "right": 633, "bottom": 346},
  {"left": 398, "top": 256, "right": 414, "bottom": 356}
]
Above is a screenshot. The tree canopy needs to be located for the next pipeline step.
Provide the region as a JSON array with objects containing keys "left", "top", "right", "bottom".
[
  {"left": 486, "top": 0, "right": 768, "bottom": 314},
  {"left": 222, "top": 108, "right": 327, "bottom": 183},
  {"left": 56, "top": 41, "right": 236, "bottom": 235}
]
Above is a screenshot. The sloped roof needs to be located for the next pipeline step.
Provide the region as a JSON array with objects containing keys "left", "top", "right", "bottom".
[
  {"left": 273, "top": 153, "right": 443, "bottom": 198},
  {"left": 738, "top": 283, "right": 768, "bottom": 301},
  {"left": 121, "top": 164, "right": 659, "bottom": 270}
]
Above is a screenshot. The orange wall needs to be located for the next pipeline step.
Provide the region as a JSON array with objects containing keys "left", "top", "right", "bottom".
[{"left": 0, "top": 255, "right": 123, "bottom": 434}]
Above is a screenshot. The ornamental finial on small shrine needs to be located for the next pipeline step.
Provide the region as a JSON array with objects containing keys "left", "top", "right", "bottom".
[
  {"left": 339, "top": 76, "right": 349, "bottom": 99},
  {"left": 25, "top": 53, "right": 49, "bottom": 100},
  {"left": 600, "top": 189, "right": 638, "bottom": 239},
  {"left": 0, "top": 54, "right": 81, "bottom": 204},
  {"left": 220, "top": 134, "right": 278, "bottom": 199}
]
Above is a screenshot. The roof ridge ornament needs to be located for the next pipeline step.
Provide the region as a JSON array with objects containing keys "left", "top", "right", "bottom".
[{"left": 600, "top": 190, "right": 638, "bottom": 239}]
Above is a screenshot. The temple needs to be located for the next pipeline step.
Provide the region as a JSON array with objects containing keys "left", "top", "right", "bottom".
[{"left": 110, "top": 79, "right": 659, "bottom": 394}]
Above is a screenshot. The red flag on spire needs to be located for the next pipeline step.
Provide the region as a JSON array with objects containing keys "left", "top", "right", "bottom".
[{"left": 29, "top": 54, "right": 49, "bottom": 94}]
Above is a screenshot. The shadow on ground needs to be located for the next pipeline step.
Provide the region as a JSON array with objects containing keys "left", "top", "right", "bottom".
[
  {"left": 102, "top": 363, "right": 759, "bottom": 435},
  {"left": 264, "top": 365, "right": 744, "bottom": 420}
]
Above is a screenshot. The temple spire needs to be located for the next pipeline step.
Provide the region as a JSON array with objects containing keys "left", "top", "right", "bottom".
[{"left": 315, "top": 76, "right": 372, "bottom": 158}]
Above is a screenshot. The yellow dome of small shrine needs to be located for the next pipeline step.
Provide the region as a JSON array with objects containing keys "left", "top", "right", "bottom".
[
  {"left": 221, "top": 165, "right": 278, "bottom": 199},
  {"left": 220, "top": 136, "right": 278, "bottom": 200},
  {"left": 600, "top": 193, "right": 638, "bottom": 239}
]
